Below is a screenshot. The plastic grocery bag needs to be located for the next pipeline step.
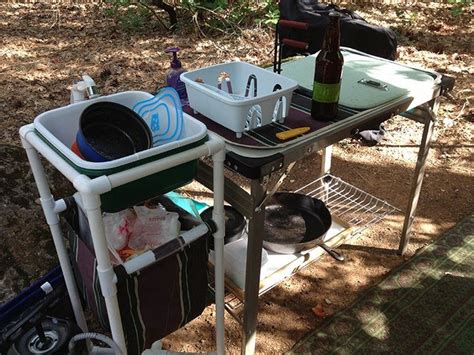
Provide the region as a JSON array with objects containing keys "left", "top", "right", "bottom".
[
  {"left": 103, "top": 209, "right": 136, "bottom": 251},
  {"left": 128, "top": 205, "right": 180, "bottom": 250}
]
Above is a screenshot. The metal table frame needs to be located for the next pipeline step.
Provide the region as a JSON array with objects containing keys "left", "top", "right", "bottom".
[{"left": 196, "top": 53, "right": 449, "bottom": 354}]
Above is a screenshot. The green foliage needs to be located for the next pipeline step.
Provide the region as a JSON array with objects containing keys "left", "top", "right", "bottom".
[
  {"left": 256, "top": 0, "right": 280, "bottom": 26},
  {"left": 181, "top": 0, "right": 227, "bottom": 11},
  {"left": 104, "top": 0, "right": 153, "bottom": 32},
  {"left": 449, "top": 3, "right": 468, "bottom": 17},
  {"left": 395, "top": 9, "right": 419, "bottom": 25},
  {"left": 228, "top": 3, "right": 253, "bottom": 25},
  {"left": 178, "top": 0, "right": 274, "bottom": 35},
  {"left": 103, "top": 0, "right": 280, "bottom": 34},
  {"left": 446, "top": 0, "right": 471, "bottom": 17}
]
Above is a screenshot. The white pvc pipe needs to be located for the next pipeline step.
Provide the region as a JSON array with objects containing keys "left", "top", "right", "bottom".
[
  {"left": 123, "top": 223, "right": 210, "bottom": 274},
  {"left": 21, "top": 139, "right": 88, "bottom": 333},
  {"left": 180, "top": 223, "right": 211, "bottom": 243},
  {"left": 53, "top": 198, "right": 68, "bottom": 214},
  {"left": 80, "top": 192, "right": 127, "bottom": 354},
  {"left": 212, "top": 147, "right": 226, "bottom": 355},
  {"left": 22, "top": 124, "right": 227, "bottom": 353},
  {"left": 123, "top": 250, "right": 156, "bottom": 274},
  {"left": 20, "top": 125, "right": 83, "bottom": 184},
  {"left": 69, "top": 332, "right": 122, "bottom": 355}
]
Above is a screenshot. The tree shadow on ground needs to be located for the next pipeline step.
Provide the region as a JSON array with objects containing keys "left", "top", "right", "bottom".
[
  {"left": 173, "top": 145, "right": 473, "bottom": 352},
  {"left": 289, "top": 237, "right": 474, "bottom": 353}
]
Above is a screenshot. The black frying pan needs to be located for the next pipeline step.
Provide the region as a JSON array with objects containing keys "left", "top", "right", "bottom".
[
  {"left": 200, "top": 205, "right": 245, "bottom": 250},
  {"left": 263, "top": 192, "right": 344, "bottom": 262}
]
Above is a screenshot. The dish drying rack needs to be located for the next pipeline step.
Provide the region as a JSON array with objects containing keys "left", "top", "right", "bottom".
[
  {"left": 181, "top": 61, "right": 298, "bottom": 138},
  {"left": 210, "top": 173, "right": 400, "bottom": 324}
]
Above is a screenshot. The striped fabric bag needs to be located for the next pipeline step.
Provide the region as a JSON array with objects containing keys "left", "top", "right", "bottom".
[{"left": 65, "top": 198, "right": 209, "bottom": 354}]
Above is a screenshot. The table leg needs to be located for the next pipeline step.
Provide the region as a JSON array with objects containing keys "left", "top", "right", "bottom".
[
  {"left": 80, "top": 192, "right": 127, "bottom": 353},
  {"left": 399, "top": 100, "right": 438, "bottom": 255},
  {"left": 211, "top": 148, "right": 226, "bottom": 355},
  {"left": 22, "top": 140, "right": 88, "bottom": 333},
  {"left": 242, "top": 179, "right": 266, "bottom": 355},
  {"left": 321, "top": 145, "right": 333, "bottom": 176}
]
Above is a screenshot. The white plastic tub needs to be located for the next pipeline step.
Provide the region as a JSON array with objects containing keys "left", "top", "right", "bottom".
[
  {"left": 34, "top": 91, "right": 208, "bottom": 174},
  {"left": 33, "top": 91, "right": 208, "bottom": 212},
  {"left": 181, "top": 62, "right": 298, "bottom": 138},
  {"left": 209, "top": 237, "right": 268, "bottom": 290}
]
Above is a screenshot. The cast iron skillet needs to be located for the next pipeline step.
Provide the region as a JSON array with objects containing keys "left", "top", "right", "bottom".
[{"left": 263, "top": 192, "right": 344, "bottom": 262}]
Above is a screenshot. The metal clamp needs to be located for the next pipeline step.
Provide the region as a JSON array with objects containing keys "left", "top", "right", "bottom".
[{"left": 255, "top": 161, "right": 296, "bottom": 212}]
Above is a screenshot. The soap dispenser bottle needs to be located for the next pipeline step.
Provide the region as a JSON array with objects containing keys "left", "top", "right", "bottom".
[{"left": 165, "top": 47, "right": 188, "bottom": 105}]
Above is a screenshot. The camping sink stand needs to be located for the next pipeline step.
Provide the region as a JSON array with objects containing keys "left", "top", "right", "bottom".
[{"left": 20, "top": 125, "right": 227, "bottom": 355}]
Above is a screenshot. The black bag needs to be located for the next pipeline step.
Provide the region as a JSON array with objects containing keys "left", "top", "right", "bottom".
[{"left": 279, "top": 0, "right": 397, "bottom": 60}]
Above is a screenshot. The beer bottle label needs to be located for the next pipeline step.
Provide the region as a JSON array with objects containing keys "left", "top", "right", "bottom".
[{"left": 312, "top": 82, "right": 341, "bottom": 103}]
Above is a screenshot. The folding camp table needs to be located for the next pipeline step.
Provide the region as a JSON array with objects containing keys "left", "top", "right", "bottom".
[{"left": 194, "top": 48, "right": 453, "bottom": 354}]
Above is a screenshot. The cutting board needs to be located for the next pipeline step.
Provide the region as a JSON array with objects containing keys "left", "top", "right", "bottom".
[{"left": 278, "top": 50, "right": 436, "bottom": 110}]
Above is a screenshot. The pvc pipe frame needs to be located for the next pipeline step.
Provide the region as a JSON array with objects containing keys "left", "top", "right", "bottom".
[
  {"left": 20, "top": 125, "right": 226, "bottom": 355},
  {"left": 20, "top": 137, "right": 89, "bottom": 333},
  {"left": 123, "top": 223, "right": 210, "bottom": 274}
]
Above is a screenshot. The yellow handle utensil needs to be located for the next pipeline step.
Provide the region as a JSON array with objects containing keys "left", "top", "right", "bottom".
[{"left": 276, "top": 127, "right": 311, "bottom": 141}]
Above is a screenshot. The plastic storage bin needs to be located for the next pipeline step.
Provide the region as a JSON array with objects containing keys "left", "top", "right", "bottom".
[
  {"left": 181, "top": 62, "right": 298, "bottom": 137},
  {"left": 33, "top": 91, "right": 208, "bottom": 212},
  {"left": 210, "top": 237, "right": 268, "bottom": 290}
]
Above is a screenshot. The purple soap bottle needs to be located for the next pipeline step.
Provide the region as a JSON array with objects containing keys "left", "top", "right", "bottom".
[{"left": 165, "top": 47, "right": 188, "bottom": 105}]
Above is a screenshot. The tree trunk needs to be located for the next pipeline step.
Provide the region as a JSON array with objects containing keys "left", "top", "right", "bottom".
[{"left": 151, "top": 0, "right": 177, "bottom": 29}]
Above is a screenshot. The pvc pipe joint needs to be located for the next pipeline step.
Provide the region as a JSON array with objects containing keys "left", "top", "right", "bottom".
[
  {"left": 19, "top": 128, "right": 33, "bottom": 149},
  {"left": 96, "top": 265, "right": 118, "bottom": 298},
  {"left": 53, "top": 198, "right": 68, "bottom": 214},
  {"left": 205, "top": 137, "right": 226, "bottom": 158},
  {"left": 40, "top": 196, "right": 60, "bottom": 225},
  {"left": 73, "top": 175, "right": 112, "bottom": 196}
]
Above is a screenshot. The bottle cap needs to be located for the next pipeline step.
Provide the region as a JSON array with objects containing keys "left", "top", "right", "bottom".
[{"left": 165, "top": 47, "right": 182, "bottom": 69}]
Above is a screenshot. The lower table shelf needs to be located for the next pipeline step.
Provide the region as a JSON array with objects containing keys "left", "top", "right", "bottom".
[
  {"left": 209, "top": 174, "right": 400, "bottom": 323},
  {"left": 295, "top": 174, "right": 400, "bottom": 234}
]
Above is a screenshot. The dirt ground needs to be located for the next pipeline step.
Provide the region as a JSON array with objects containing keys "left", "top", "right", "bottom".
[{"left": 0, "top": 2, "right": 473, "bottom": 353}]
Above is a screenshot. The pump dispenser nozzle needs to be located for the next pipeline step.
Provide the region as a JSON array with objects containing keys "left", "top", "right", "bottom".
[
  {"left": 164, "top": 47, "right": 187, "bottom": 104},
  {"left": 165, "top": 47, "right": 182, "bottom": 69}
]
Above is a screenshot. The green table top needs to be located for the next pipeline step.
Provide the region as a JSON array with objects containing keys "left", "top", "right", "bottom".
[{"left": 278, "top": 49, "right": 437, "bottom": 110}]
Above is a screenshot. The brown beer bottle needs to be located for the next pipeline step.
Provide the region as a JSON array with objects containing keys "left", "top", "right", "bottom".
[{"left": 311, "top": 12, "right": 344, "bottom": 121}]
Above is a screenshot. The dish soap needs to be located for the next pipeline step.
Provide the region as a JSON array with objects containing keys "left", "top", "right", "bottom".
[{"left": 165, "top": 47, "right": 188, "bottom": 105}]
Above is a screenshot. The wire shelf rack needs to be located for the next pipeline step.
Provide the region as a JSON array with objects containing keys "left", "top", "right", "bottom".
[
  {"left": 294, "top": 174, "right": 400, "bottom": 234},
  {"left": 208, "top": 277, "right": 244, "bottom": 324},
  {"left": 210, "top": 174, "right": 400, "bottom": 320}
]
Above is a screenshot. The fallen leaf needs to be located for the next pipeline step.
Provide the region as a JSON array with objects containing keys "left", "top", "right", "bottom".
[{"left": 311, "top": 304, "right": 326, "bottom": 318}]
